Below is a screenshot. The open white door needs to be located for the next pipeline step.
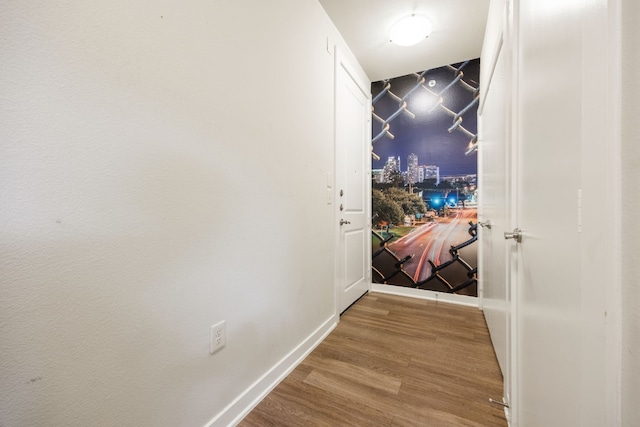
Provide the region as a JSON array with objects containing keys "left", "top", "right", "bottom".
[
  {"left": 507, "top": 0, "right": 613, "bottom": 424},
  {"left": 505, "top": 0, "right": 582, "bottom": 426},
  {"left": 334, "top": 48, "right": 371, "bottom": 314},
  {"left": 511, "top": 0, "right": 584, "bottom": 421},
  {"left": 479, "top": 1, "right": 617, "bottom": 424},
  {"left": 478, "top": 30, "right": 512, "bottom": 411},
  {"left": 510, "top": 6, "right": 582, "bottom": 416}
]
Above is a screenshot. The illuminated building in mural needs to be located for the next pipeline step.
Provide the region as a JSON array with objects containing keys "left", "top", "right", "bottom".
[
  {"left": 418, "top": 165, "right": 440, "bottom": 185},
  {"left": 406, "top": 153, "right": 419, "bottom": 185},
  {"left": 382, "top": 156, "right": 401, "bottom": 183}
]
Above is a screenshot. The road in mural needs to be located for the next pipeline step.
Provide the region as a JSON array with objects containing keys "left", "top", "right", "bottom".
[{"left": 371, "top": 59, "right": 479, "bottom": 297}]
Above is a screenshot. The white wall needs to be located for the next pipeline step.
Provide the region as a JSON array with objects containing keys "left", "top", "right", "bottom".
[
  {"left": 0, "top": 1, "right": 359, "bottom": 425},
  {"left": 621, "top": 0, "right": 640, "bottom": 425}
]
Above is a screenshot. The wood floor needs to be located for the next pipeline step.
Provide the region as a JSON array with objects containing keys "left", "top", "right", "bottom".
[{"left": 238, "top": 292, "right": 507, "bottom": 427}]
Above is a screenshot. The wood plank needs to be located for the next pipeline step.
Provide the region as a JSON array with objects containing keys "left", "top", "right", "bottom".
[
  {"left": 303, "top": 357, "right": 402, "bottom": 394},
  {"left": 238, "top": 292, "right": 507, "bottom": 427}
]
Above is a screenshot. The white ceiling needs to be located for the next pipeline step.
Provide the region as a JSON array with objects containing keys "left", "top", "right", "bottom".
[{"left": 318, "top": 0, "right": 490, "bottom": 82}]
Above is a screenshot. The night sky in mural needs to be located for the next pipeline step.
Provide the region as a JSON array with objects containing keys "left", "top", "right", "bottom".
[{"left": 371, "top": 59, "right": 479, "bottom": 176}]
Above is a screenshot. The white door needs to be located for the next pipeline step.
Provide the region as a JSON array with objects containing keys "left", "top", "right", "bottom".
[
  {"left": 334, "top": 49, "right": 371, "bottom": 314},
  {"left": 478, "top": 32, "right": 511, "bottom": 410},
  {"left": 510, "top": 0, "right": 582, "bottom": 422},
  {"left": 478, "top": 1, "right": 614, "bottom": 424}
]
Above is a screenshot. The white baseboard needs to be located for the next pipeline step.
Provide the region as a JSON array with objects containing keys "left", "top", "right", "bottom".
[
  {"left": 371, "top": 283, "right": 480, "bottom": 308},
  {"left": 204, "top": 314, "right": 339, "bottom": 427}
]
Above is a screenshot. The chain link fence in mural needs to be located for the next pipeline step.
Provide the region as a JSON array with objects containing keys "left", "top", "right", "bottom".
[
  {"left": 372, "top": 221, "right": 477, "bottom": 295},
  {"left": 371, "top": 60, "right": 480, "bottom": 157}
]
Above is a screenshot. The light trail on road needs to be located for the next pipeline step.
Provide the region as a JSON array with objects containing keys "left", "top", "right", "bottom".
[
  {"left": 413, "top": 209, "right": 473, "bottom": 282},
  {"left": 379, "top": 208, "right": 478, "bottom": 294}
]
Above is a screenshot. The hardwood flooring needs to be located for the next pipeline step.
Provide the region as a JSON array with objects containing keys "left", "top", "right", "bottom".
[{"left": 238, "top": 292, "right": 507, "bottom": 427}]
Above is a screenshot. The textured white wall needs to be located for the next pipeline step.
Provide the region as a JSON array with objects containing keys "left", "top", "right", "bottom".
[
  {"left": 621, "top": 0, "right": 640, "bottom": 425},
  {"left": 0, "top": 1, "right": 351, "bottom": 425}
]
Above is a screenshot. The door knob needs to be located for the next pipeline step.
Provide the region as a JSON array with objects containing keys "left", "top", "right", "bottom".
[
  {"left": 340, "top": 219, "right": 351, "bottom": 226},
  {"left": 504, "top": 228, "right": 523, "bottom": 243}
]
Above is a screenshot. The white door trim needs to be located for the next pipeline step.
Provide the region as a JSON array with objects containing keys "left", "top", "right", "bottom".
[{"left": 604, "top": 0, "right": 623, "bottom": 423}]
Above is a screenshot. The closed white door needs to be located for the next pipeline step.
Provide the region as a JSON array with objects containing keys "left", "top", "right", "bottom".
[{"left": 334, "top": 49, "right": 371, "bottom": 314}]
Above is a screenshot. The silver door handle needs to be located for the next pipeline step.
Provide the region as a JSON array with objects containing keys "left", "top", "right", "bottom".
[
  {"left": 478, "top": 220, "right": 492, "bottom": 229},
  {"left": 504, "top": 228, "right": 523, "bottom": 243},
  {"left": 340, "top": 219, "right": 351, "bottom": 226}
]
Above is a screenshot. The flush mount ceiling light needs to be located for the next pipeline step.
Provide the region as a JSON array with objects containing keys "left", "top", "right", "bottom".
[{"left": 389, "top": 14, "right": 433, "bottom": 46}]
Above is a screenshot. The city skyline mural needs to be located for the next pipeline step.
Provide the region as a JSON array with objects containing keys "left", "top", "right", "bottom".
[{"left": 371, "top": 59, "right": 479, "bottom": 297}]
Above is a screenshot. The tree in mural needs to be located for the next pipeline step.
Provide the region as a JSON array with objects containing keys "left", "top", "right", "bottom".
[
  {"left": 371, "top": 189, "right": 404, "bottom": 226},
  {"left": 384, "top": 188, "right": 427, "bottom": 218},
  {"left": 372, "top": 188, "right": 427, "bottom": 227}
]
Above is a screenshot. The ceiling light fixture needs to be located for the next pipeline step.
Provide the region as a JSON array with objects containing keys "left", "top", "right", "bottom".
[{"left": 389, "top": 14, "right": 432, "bottom": 47}]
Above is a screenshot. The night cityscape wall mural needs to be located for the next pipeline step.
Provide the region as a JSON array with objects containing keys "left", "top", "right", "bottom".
[{"left": 371, "top": 58, "right": 479, "bottom": 297}]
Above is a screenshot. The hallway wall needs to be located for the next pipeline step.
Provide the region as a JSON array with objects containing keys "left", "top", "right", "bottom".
[
  {"left": 0, "top": 1, "right": 359, "bottom": 425},
  {"left": 621, "top": 0, "right": 640, "bottom": 424}
]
